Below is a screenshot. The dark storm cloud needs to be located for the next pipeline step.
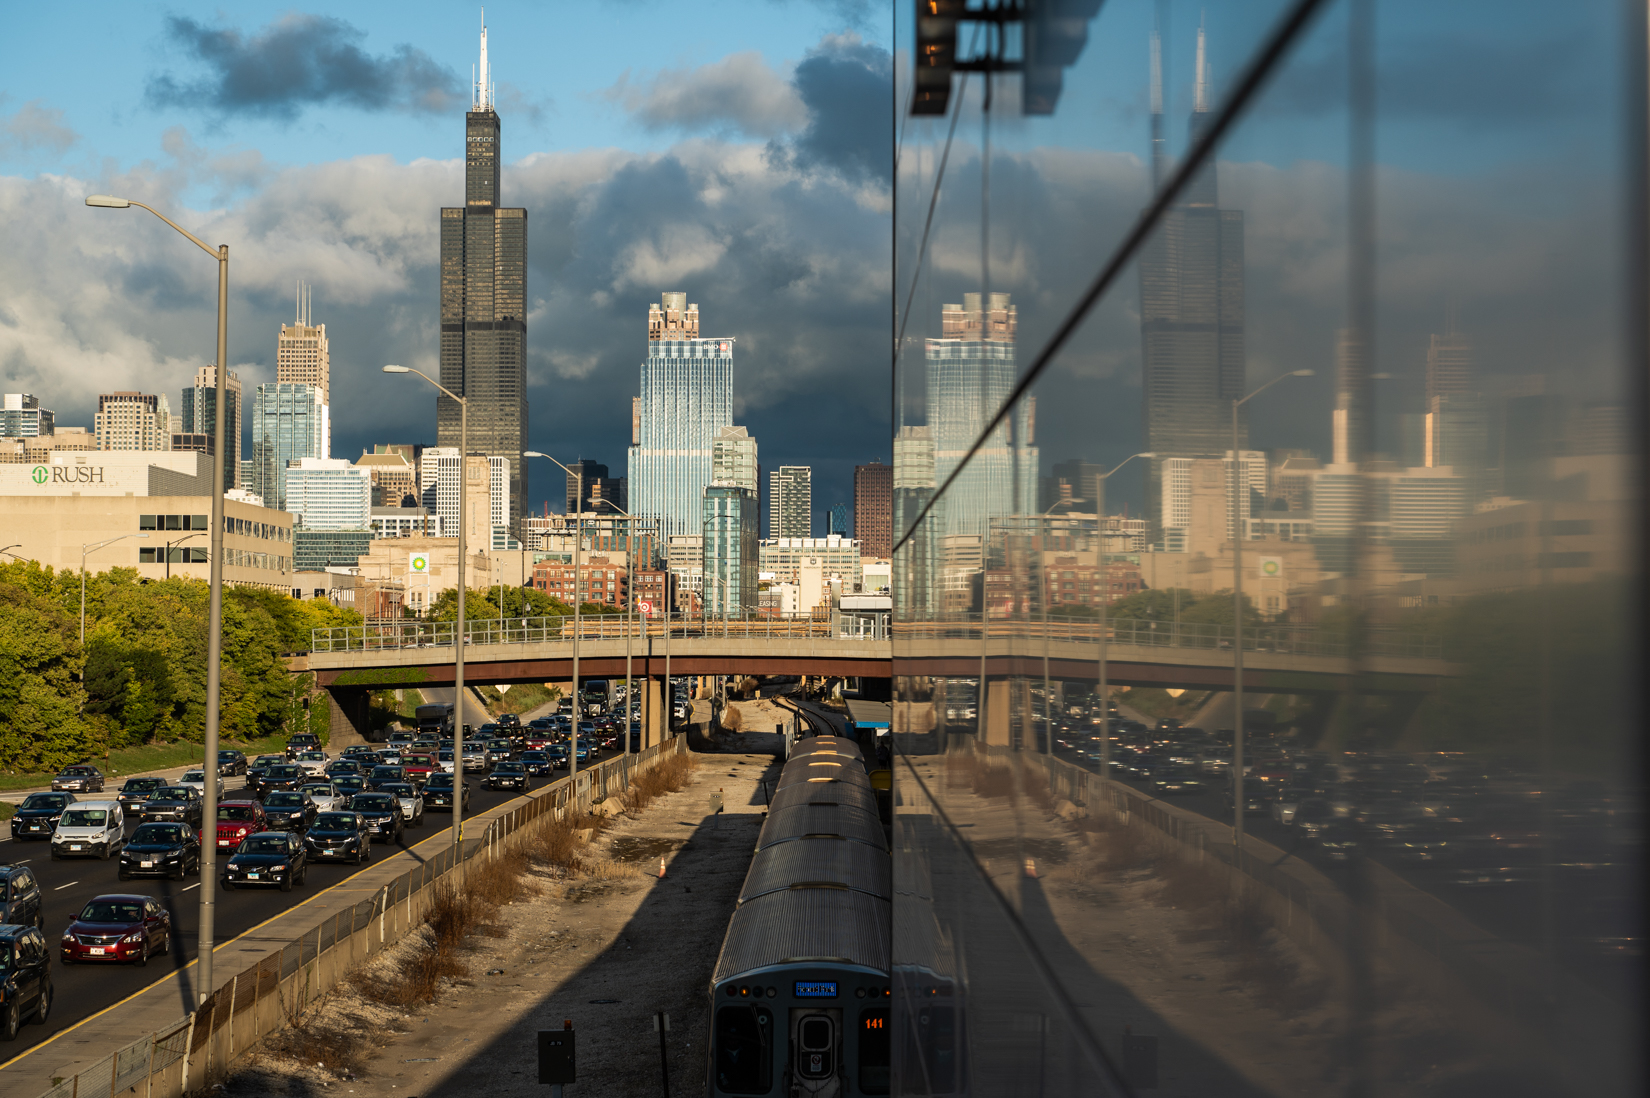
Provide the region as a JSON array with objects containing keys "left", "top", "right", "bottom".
[
  {"left": 783, "top": 35, "right": 894, "bottom": 186},
  {"left": 146, "top": 13, "right": 463, "bottom": 120}
]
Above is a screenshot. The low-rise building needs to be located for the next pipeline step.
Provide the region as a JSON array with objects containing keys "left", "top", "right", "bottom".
[{"left": 530, "top": 554, "right": 629, "bottom": 608}]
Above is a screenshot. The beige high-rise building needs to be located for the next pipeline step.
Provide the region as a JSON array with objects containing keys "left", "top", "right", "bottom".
[
  {"left": 95, "top": 392, "right": 172, "bottom": 452},
  {"left": 278, "top": 281, "right": 331, "bottom": 451}
]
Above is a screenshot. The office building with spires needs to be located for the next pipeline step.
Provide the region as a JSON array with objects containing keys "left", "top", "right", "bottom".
[
  {"left": 627, "top": 292, "right": 734, "bottom": 540},
  {"left": 1139, "top": 22, "right": 1247, "bottom": 532},
  {"left": 278, "top": 280, "right": 330, "bottom": 457},
  {"left": 438, "top": 18, "right": 528, "bottom": 532}
]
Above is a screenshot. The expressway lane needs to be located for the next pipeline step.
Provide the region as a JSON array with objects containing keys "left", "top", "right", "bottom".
[{"left": 0, "top": 763, "right": 566, "bottom": 1062}]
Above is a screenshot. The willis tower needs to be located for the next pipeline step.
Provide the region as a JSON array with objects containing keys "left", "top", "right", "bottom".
[
  {"left": 439, "top": 18, "right": 528, "bottom": 531},
  {"left": 1139, "top": 22, "right": 1247, "bottom": 531}
]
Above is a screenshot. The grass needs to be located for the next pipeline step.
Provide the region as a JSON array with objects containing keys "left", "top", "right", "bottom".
[
  {"left": 0, "top": 733, "right": 290, "bottom": 791},
  {"left": 0, "top": 803, "right": 14, "bottom": 823}
]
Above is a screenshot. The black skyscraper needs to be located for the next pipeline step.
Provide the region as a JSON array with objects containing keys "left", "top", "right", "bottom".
[
  {"left": 438, "top": 21, "right": 527, "bottom": 531},
  {"left": 1139, "top": 24, "right": 1247, "bottom": 530}
]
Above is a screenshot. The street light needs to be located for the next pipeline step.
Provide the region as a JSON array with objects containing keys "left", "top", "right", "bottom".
[
  {"left": 1231, "top": 369, "right": 1313, "bottom": 853},
  {"left": 81, "top": 534, "right": 150, "bottom": 642},
  {"left": 1093, "top": 453, "right": 1153, "bottom": 782},
  {"left": 590, "top": 498, "right": 642, "bottom": 757},
  {"left": 383, "top": 365, "right": 469, "bottom": 853},
  {"left": 89, "top": 193, "right": 230, "bottom": 1006},
  {"left": 523, "top": 452, "right": 587, "bottom": 780},
  {"left": 164, "top": 532, "right": 204, "bottom": 581}
]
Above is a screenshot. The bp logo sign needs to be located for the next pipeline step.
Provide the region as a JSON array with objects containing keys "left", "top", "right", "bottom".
[
  {"left": 1259, "top": 557, "right": 1283, "bottom": 577},
  {"left": 409, "top": 553, "right": 430, "bottom": 574},
  {"left": 31, "top": 466, "right": 48, "bottom": 484}
]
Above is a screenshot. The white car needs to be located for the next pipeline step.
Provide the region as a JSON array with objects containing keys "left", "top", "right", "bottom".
[
  {"left": 299, "top": 781, "right": 344, "bottom": 813},
  {"left": 381, "top": 783, "right": 425, "bottom": 827},
  {"left": 178, "top": 769, "right": 225, "bottom": 799},
  {"left": 51, "top": 800, "right": 125, "bottom": 859},
  {"left": 294, "top": 751, "right": 330, "bottom": 778}
]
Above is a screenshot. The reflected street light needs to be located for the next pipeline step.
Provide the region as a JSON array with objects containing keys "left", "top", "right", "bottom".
[
  {"left": 523, "top": 452, "right": 587, "bottom": 781},
  {"left": 1093, "top": 453, "right": 1153, "bottom": 781},
  {"left": 1231, "top": 369, "right": 1314, "bottom": 853},
  {"left": 382, "top": 365, "right": 469, "bottom": 852},
  {"left": 88, "top": 192, "right": 230, "bottom": 1006}
]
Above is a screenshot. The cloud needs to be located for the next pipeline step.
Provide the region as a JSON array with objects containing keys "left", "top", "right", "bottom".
[
  {"left": 782, "top": 33, "right": 894, "bottom": 186},
  {"left": 146, "top": 13, "right": 463, "bottom": 120},
  {"left": 0, "top": 100, "right": 79, "bottom": 157},
  {"left": 603, "top": 52, "right": 807, "bottom": 139}
]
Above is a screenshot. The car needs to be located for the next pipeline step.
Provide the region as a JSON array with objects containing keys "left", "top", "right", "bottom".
[
  {"left": 519, "top": 750, "right": 553, "bottom": 776},
  {"left": 331, "top": 775, "right": 369, "bottom": 800},
  {"left": 1271, "top": 785, "right": 1313, "bottom": 825},
  {"left": 9, "top": 793, "right": 76, "bottom": 841},
  {"left": 222, "top": 831, "right": 308, "bottom": 891},
  {"left": 303, "top": 812, "right": 372, "bottom": 865},
  {"left": 118, "top": 822, "right": 201, "bottom": 881},
  {"left": 256, "top": 764, "right": 305, "bottom": 797},
  {"left": 387, "top": 731, "right": 414, "bottom": 748},
  {"left": 260, "top": 790, "right": 319, "bottom": 832},
  {"left": 138, "top": 786, "right": 204, "bottom": 828},
  {"left": 0, "top": 923, "right": 53, "bottom": 1038},
  {"left": 299, "top": 782, "right": 345, "bottom": 813},
  {"left": 212, "top": 799, "right": 268, "bottom": 853},
  {"left": 51, "top": 765, "right": 104, "bottom": 793},
  {"left": 1151, "top": 766, "right": 1205, "bottom": 796},
  {"left": 1222, "top": 777, "right": 1271, "bottom": 816},
  {"left": 0, "top": 866, "right": 43, "bottom": 931},
  {"left": 60, "top": 894, "right": 170, "bottom": 966},
  {"left": 497, "top": 713, "right": 521, "bottom": 729},
  {"left": 177, "top": 768, "right": 225, "bottom": 800},
  {"left": 116, "top": 777, "right": 169, "bottom": 812},
  {"left": 293, "top": 751, "right": 330, "bottom": 778},
  {"left": 284, "top": 733, "right": 321, "bottom": 760},
  {"left": 380, "top": 783, "right": 425, "bottom": 827},
  {"left": 51, "top": 801, "right": 125, "bottom": 860},
  {"left": 347, "top": 793, "right": 404, "bottom": 843},
  {"left": 216, "top": 749, "right": 249, "bottom": 777},
  {"left": 367, "top": 764, "right": 408, "bottom": 792},
  {"left": 323, "top": 759, "right": 364, "bottom": 780},
  {"left": 461, "top": 745, "right": 490, "bottom": 773},
  {"left": 436, "top": 749, "right": 456, "bottom": 774},
  {"left": 574, "top": 742, "right": 595, "bottom": 765},
  {"left": 246, "top": 754, "right": 286, "bottom": 788},
  {"left": 422, "top": 773, "right": 471, "bottom": 812},
  {"left": 546, "top": 743, "right": 570, "bottom": 770},
  {"left": 482, "top": 761, "right": 529, "bottom": 792},
  {"left": 401, "top": 753, "right": 438, "bottom": 786}
]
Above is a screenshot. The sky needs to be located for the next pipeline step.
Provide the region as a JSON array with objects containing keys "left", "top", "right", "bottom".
[{"left": 0, "top": 0, "right": 1631, "bottom": 525}]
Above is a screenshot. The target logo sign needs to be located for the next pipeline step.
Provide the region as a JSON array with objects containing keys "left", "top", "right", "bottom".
[{"left": 637, "top": 599, "right": 656, "bottom": 617}]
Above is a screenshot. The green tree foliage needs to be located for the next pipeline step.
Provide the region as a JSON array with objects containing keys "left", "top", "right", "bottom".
[
  {"left": 1106, "top": 588, "right": 1260, "bottom": 629},
  {"left": 0, "top": 577, "right": 95, "bottom": 771},
  {"left": 430, "top": 585, "right": 572, "bottom": 621}
]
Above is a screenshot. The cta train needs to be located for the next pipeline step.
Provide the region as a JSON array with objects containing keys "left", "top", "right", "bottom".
[{"left": 707, "top": 735, "right": 892, "bottom": 1097}]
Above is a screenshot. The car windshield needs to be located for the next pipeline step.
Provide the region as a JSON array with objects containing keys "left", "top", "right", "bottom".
[
  {"left": 183, "top": 771, "right": 205, "bottom": 782},
  {"left": 133, "top": 824, "right": 188, "bottom": 845},
  {"left": 154, "top": 788, "right": 192, "bottom": 801},
  {"left": 371, "top": 767, "right": 400, "bottom": 777},
  {"left": 269, "top": 766, "right": 300, "bottom": 778},
  {"left": 426, "top": 775, "right": 454, "bottom": 790},
  {"left": 335, "top": 778, "right": 366, "bottom": 791},
  {"left": 21, "top": 793, "right": 69, "bottom": 810},
  {"left": 255, "top": 756, "right": 284, "bottom": 766},
  {"left": 62, "top": 767, "right": 95, "bottom": 776},
  {"left": 219, "top": 805, "right": 257, "bottom": 821},
  {"left": 241, "top": 836, "right": 289, "bottom": 854},
  {"left": 314, "top": 813, "right": 357, "bottom": 830},
  {"left": 218, "top": 752, "right": 240, "bottom": 760},
  {"left": 301, "top": 785, "right": 333, "bottom": 797},
  {"left": 61, "top": 809, "right": 107, "bottom": 826},
  {"left": 522, "top": 753, "right": 547, "bottom": 761},
  {"left": 264, "top": 793, "right": 304, "bottom": 807},
  {"left": 351, "top": 795, "right": 392, "bottom": 809},
  {"left": 80, "top": 901, "right": 143, "bottom": 923},
  {"left": 384, "top": 784, "right": 415, "bottom": 796},
  {"left": 495, "top": 763, "right": 525, "bottom": 773},
  {"left": 124, "top": 778, "right": 164, "bottom": 790}
]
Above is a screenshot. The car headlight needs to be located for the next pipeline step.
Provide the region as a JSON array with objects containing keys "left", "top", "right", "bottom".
[{"left": 122, "top": 932, "right": 144, "bottom": 944}]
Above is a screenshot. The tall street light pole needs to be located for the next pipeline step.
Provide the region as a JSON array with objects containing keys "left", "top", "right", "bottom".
[
  {"left": 1230, "top": 370, "right": 1313, "bottom": 852},
  {"left": 87, "top": 192, "right": 228, "bottom": 1006},
  {"left": 164, "top": 532, "right": 204, "bottom": 581},
  {"left": 592, "top": 499, "right": 641, "bottom": 757},
  {"left": 80, "top": 534, "right": 149, "bottom": 643},
  {"left": 384, "top": 365, "right": 468, "bottom": 852},
  {"left": 524, "top": 453, "right": 585, "bottom": 780},
  {"left": 1094, "top": 453, "right": 1153, "bottom": 783}
]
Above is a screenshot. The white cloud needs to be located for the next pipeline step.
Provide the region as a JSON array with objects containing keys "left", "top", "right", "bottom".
[
  {"left": 602, "top": 52, "right": 807, "bottom": 139},
  {"left": 0, "top": 99, "right": 79, "bottom": 157}
]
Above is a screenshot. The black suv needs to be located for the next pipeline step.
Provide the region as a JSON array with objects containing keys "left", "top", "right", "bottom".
[
  {"left": 9, "top": 793, "right": 75, "bottom": 841},
  {"left": 138, "top": 786, "right": 204, "bottom": 828},
  {"left": 117, "top": 777, "right": 169, "bottom": 812},
  {"left": 217, "top": 750, "right": 249, "bottom": 777},
  {"left": 284, "top": 733, "right": 321, "bottom": 761},
  {"left": 0, "top": 924, "right": 53, "bottom": 1039},
  {"left": 118, "top": 823, "right": 202, "bottom": 881},
  {"left": 0, "top": 866, "right": 43, "bottom": 931},
  {"left": 347, "top": 793, "right": 405, "bottom": 843}
]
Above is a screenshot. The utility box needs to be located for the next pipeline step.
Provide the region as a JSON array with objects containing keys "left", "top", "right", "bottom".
[
  {"left": 1123, "top": 1031, "right": 1158, "bottom": 1090},
  {"left": 538, "top": 1029, "right": 576, "bottom": 1084}
]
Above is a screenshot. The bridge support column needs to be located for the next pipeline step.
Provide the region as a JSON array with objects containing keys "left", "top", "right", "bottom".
[
  {"left": 643, "top": 676, "right": 667, "bottom": 748},
  {"left": 983, "top": 678, "right": 1012, "bottom": 747},
  {"left": 326, "top": 685, "right": 373, "bottom": 746}
]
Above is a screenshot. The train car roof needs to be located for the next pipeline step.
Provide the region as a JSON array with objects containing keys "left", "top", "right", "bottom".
[
  {"left": 790, "top": 735, "right": 863, "bottom": 760},
  {"left": 777, "top": 758, "right": 872, "bottom": 793},
  {"left": 757, "top": 804, "right": 887, "bottom": 852},
  {"left": 712, "top": 888, "right": 890, "bottom": 983},
  {"left": 767, "top": 778, "right": 879, "bottom": 817},
  {"left": 740, "top": 835, "right": 892, "bottom": 905}
]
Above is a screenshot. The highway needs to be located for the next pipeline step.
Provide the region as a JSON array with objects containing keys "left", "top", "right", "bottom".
[{"left": 0, "top": 702, "right": 576, "bottom": 1063}]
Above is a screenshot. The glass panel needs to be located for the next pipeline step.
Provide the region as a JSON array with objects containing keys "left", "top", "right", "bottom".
[{"left": 891, "top": 2, "right": 1641, "bottom": 1096}]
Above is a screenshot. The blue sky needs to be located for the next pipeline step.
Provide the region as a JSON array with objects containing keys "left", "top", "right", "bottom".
[{"left": 0, "top": 0, "right": 1630, "bottom": 523}]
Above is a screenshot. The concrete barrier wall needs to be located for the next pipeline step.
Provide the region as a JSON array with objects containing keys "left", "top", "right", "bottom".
[{"left": 24, "top": 737, "right": 686, "bottom": 1098}]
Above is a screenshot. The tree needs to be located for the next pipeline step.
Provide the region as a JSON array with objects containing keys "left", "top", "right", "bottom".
[{"left": 0, "top": 578, "right": 95, "bottom": 771}]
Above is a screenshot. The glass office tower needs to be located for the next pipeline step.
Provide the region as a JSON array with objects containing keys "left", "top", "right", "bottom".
[{"left": 249, "top": 382, "right": 326, "bottom": 512}]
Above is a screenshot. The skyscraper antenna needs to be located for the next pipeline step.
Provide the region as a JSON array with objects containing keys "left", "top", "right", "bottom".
[
  {"left": 475, "top": 10, "right": 492, "bottom": 111},
  {"left": 1150, "top": 6, "right": 1166, "bottom": 188},
  {"left": 1194, "top": 13, "right": 1209, "bottom": 113}
]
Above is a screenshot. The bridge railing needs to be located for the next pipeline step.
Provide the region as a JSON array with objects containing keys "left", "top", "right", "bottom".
[
  {"left": 310, "top": 613, "right": 838, "bottom": 653},
  {"left": 891, "top": 616, "right": 1441, "bottom": 660}
]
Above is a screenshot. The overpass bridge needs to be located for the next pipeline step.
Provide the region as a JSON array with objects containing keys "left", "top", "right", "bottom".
[{"left": 304, "top": 616, "right": 1449, "bottom": 739}]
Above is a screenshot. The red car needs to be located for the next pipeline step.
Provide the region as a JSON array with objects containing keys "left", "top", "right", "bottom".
[
  {"left": 60, "top": 894, "right": 171, "bottom": 966},
  {"left": 210, "top": 799, "right": 267, "bottom": 853},
  {"left": 401, "top": 753, "right": 438, "bottom": 787}
]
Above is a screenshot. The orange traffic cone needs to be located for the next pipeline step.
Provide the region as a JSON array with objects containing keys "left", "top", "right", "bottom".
[
  {"left": 659, "top": 856, "right": 667, "bottom": 879},
  {"left": 1023, "top": 857, "right": 1038, "bottom": 879}
]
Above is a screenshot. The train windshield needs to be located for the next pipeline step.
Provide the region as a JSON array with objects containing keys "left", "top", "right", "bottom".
[{"left": 713, "top": 1006, "right": 770, "bottom": 1094}]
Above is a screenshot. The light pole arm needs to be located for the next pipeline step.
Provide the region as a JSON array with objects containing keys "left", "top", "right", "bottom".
[{"left": 128, "top": 201, "right": 221, "bottom": 260}]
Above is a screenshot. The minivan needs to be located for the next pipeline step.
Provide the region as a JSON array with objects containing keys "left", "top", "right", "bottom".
[{"left": 50, "top": 801, "right": 125, "bottom": 859}]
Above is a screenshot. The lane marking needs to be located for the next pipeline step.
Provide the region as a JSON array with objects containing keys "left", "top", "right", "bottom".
[
  {"left": 0, "top": 770, "right": 568, "bottom": 1075},
  {"left": 52, "top": 881, "right": 79, "bottom": 891}
]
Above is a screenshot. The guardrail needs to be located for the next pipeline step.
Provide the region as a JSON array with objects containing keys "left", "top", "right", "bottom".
[
  {"left": 27, "top": 736, "right": 687, "bottom": 1098},
  {"left": 893, "top": 616, "right": 1442, "bottom": 660},
  {"left": 311, "top": 615, "right": 839, "bottom": 653}
]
